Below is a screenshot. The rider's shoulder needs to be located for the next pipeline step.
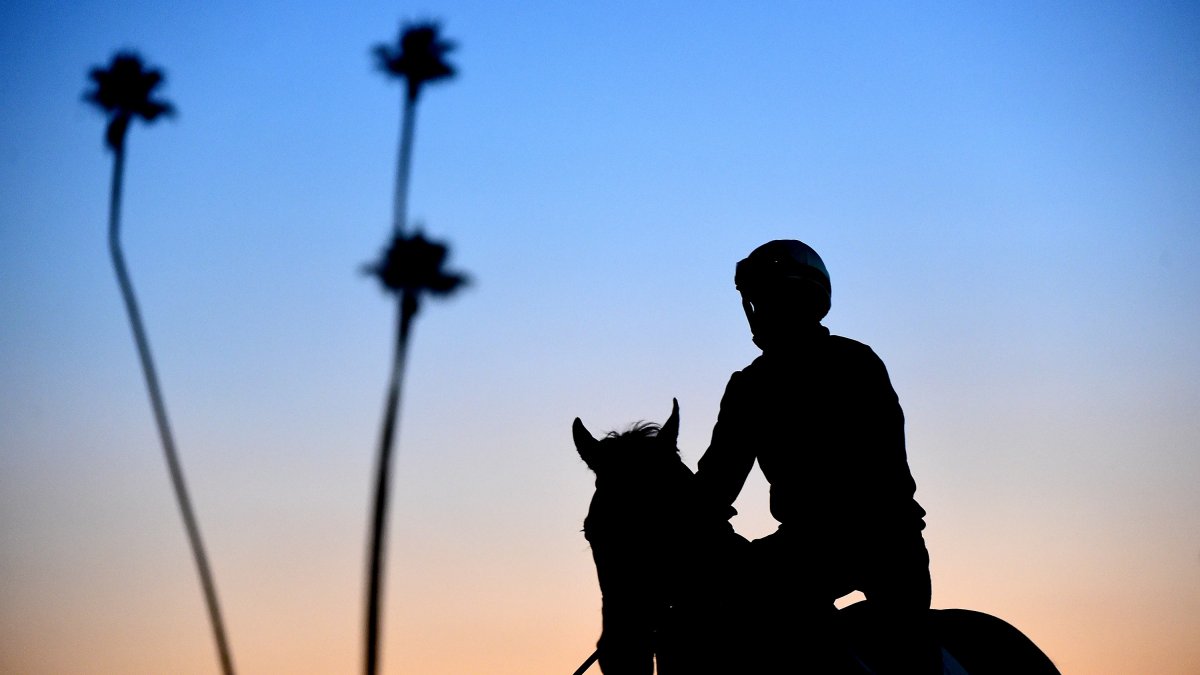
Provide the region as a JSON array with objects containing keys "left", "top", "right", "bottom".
[
  {"left": 734, "top": 333, "right": 888, "bottom": 377},
  {"left": 828, "top": 333, "right": 877, "bottom": 355},
  {"left": 828, "top": 334, "right": 891, "bottom": 373}
]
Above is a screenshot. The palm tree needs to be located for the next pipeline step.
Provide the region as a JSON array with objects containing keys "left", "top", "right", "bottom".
[
  {"left": 373, "top": 21, "right": 456, "bottom": 237},
  {"left": 85, "top": 52, "right": 235, "bottom": 675},
  {"left": 362, "top": 21, "right": 464, "bottom": 675}
]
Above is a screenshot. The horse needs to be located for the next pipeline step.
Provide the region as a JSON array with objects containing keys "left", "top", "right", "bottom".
[{"left": 572, "top": 399, "right": 1060, "bottom": 674}]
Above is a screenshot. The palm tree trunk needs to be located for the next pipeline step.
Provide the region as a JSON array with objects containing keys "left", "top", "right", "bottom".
[
  {"left": 107, "top": 142, "right": 235, "bottom": 675},
  {"left": 392, "top": 94, "right": 417, "bottom": 236},
  {"left": 364, "top": 291, "right": 418, "bottom": 675},
  {"left": 364, "top": 90, "right": 423, "bottom": 675}
]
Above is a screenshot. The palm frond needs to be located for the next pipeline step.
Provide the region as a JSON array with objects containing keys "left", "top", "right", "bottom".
[
  {"left": 373, "top": 22, "right": 456, "bottom": 101},
  {"left": 84, "top": 51, "right": 175, "bottom": 150},
  {"left": 364, "top": 230, "right": 469, "bottom": 296}
]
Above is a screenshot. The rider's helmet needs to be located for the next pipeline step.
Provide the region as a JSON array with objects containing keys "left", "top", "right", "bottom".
[
  {"left": 735, "top": 240, "right": 831, "bottom": 349},
  {"left": 735, "top": 239, "right": 831, "bottom": 318}
]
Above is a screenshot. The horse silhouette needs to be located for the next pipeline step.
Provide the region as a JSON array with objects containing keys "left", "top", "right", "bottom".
[{"left": 572, "top": 400, "right": 1060, "bottom": 674}]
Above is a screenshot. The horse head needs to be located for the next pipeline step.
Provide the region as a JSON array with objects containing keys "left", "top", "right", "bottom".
[{"left": 573, "top": 399, "right": 702, "bottom": 673}]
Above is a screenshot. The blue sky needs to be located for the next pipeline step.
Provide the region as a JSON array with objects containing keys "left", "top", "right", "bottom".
[{"left": 2, "top": 2, "right": 1198, "bottom": 673}]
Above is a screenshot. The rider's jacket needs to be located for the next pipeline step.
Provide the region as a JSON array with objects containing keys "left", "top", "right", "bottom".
[{"left": 695, "top": 324, "right": 931, "bottom": 610}]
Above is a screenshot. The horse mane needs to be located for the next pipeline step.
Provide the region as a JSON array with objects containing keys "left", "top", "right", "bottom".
[{"left": 604, "top": 421, "right": 661, "bottom": 440}]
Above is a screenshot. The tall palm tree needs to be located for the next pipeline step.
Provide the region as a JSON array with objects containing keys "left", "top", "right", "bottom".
[
  {"left": 362, "top": 21, "right": 464, "bottom": 675},
  {"left": 373, "top": 21, "right": 456, "bottom": 237},
  {"left": 85, "top": 52, "right": 235, "bottom": 675}
]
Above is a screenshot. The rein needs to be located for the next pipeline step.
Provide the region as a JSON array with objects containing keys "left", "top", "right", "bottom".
[{"left": 571, "top": 649, "right": 599, "bottom": 675}]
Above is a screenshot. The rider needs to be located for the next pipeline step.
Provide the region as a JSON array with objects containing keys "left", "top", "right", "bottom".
[{"left": 694, "top": 239, "right": 937, "bottom": 672}]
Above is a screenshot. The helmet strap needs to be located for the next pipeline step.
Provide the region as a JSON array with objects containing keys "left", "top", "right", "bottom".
[
  {"left": 741, "top": 296, "right": 756, "bottom": 332},
  {"left": 741, "top": 296, "right": 770, "bottom": 351}
]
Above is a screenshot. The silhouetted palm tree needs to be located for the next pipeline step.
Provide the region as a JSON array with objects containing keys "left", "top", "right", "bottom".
[
  {"left": 362, "top": 21, "right": 466, "bottom": 675},
  {"left": 85, "top": 52, "right": 235, "bottom": 675},
  {"left": 373, "top": 21, "right": 456, "bottom": 236}
]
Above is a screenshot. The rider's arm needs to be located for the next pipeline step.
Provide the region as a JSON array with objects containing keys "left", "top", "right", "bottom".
[
  {"left": 695, "top": 370, "right": 758, "bottom": 518},
  {"left": 856, "top": 346, "right": 932, "bottom": 611}
]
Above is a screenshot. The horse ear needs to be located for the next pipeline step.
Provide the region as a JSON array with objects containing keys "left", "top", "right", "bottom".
[
  {"left": 573, "top": 417, "right": 600, "bottom": 468},
  {"left": 659, "top": 398, "right": 680, "bottom": 448}
]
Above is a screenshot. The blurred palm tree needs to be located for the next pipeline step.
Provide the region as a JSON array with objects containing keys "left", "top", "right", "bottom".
[
  {"left": 373, "top": 21, "right": 456, "bottom": 236},
  {"left": 362, "top": 21, "right": 466, "bottom": 675},
  {"left": 85, "top": 52, "right": 235, "bottom": 675}
]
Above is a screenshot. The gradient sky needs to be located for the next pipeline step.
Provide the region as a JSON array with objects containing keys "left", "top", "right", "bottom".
[{"left": 2, "top": 1, "right": 1198, "bottom": 673}]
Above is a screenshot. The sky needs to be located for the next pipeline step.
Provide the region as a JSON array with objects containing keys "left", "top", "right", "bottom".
[{"left": 1, "top": 1, "right": 1198, "bottom": 673}]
